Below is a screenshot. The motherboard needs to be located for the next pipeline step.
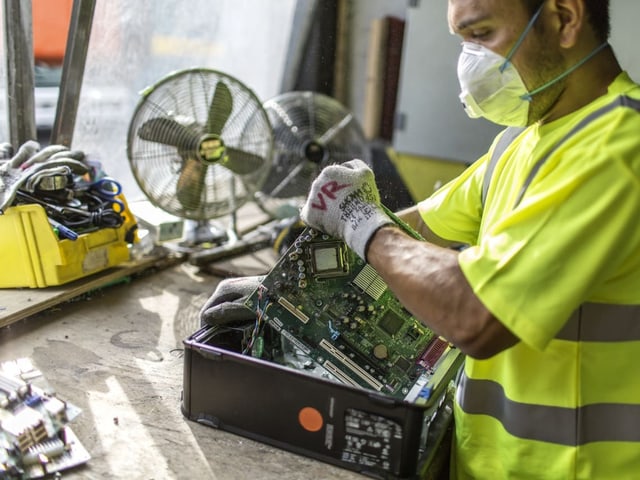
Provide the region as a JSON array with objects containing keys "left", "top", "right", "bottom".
[
  {"left": 244, "top": 227, "right": 463, "bottom": 405},
  {"left": 0, "top": 358, "right": 90, "bottom": 479}
]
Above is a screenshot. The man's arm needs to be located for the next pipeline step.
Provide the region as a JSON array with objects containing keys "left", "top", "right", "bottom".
[
  {"left": 395, "top": 204, "right": 455, "bottom": 247},
  {"left": 300, "top": 159, "right": 518, "bottom": 359},
  {"left": 367, "top": 225, "right": 518, "bottom": 359}
]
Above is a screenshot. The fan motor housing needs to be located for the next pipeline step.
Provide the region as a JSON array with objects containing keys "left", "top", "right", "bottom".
[
  {"left": 303, "top": 140, "right": 327, "bottom": 164},
  {"left": 127, "top": 67, "right": 273, "bottom": 220},
  {"left": 199, "top": 134, "right": 226, "bottom": 164}
]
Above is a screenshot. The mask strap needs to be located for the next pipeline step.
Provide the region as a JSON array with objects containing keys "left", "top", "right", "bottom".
[
  {"left": 521, "top": 41, "right": 610, "bottom": 101},
  {"left": 500, "top": 3, "right": 545, "bottom": 73}
]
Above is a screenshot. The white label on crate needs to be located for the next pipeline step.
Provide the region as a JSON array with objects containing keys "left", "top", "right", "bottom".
[
  {"left": 83, "top": 248, "right": 109, "bottom": 272},
  {"left": 341, "top": 408, "right": 401, "bottom": 470},
  {"left": 324, "top": 423, "right": 334, "bottom": 450}
]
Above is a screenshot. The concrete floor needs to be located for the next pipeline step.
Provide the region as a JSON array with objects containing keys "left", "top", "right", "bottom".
[{"left": 0, "top": 251, "right": 370, "bottom": 480}]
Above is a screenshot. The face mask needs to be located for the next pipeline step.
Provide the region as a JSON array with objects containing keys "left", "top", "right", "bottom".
[
  {"left": 458, "top": 42, "right": 532, "bottom": 126},
  {"left": 457, "top": 5, "right": 609, "bottom": 126}
]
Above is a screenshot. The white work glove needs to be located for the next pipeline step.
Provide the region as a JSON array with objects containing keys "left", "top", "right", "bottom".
[
  {"left": 300, "top": 159, "right": 393, "bottom": 260},
  {"left": 0, "top": 141, "right": 87, "bottom": 212},
  {"left": 199, "top": 275, "right": 264, "bottom": 326}
]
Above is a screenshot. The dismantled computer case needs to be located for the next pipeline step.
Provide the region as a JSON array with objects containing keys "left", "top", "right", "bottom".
[{"left": 182, "top": 228, "right": 462, "bottom": 479}]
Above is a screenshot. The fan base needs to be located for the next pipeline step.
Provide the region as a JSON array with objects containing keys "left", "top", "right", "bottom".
[{"left": 182, "top": 220, "right": 229, "bottom": 246}]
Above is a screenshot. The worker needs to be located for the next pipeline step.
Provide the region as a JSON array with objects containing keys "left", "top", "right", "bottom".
[{"left": 201, "top": 0, "right": 640, "bottom": 478}]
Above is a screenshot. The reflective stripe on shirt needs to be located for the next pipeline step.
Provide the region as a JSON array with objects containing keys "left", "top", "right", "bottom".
[
  {"left": 457, "top": 371, "right": 640, "bottom": 445},
  {"left": 557, "top": 303, "right": 640, "bottom": 341},
  {"left": 457, "top": 302, "right": 640, "bottom": 445},
  {"left": 514, "top": 96, "right": 640, "bottom": 208}
]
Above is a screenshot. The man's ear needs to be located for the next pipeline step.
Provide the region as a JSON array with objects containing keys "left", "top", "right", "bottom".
[{"left": 550, "top": 0, "right": 585, "bottom": 48}]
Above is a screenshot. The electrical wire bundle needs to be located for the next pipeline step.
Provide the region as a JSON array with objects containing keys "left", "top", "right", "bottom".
[
  {"left": 15, "top": 175, "right": 126, "bottom": 238},
  {"left": 244, "top": 285, "right": 272, "bottom": 357},
  {"left": 0, "top": 141, "right": 128, "bottom": 240}
]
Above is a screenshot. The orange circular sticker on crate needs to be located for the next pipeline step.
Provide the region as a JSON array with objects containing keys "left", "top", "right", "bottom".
[{"left": 298, "top": 406, "right": 323, "bottom": 432}]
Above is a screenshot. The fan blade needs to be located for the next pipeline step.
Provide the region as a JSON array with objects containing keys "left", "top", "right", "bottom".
[
  {"left": 176, "top": 157, "right": 208, "bottom": 210},
  {"left": 138, "top": 117, "right": 200, "bottom": 150},
  {"left": 223, "top": 147, "right": 265, "bottom": 175},
  {"left": 207, "top": 81, "right": 233, "bottom": 135}
]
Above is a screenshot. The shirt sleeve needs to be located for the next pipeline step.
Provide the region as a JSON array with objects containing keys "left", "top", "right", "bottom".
[
  {"left": 460, "top": 142, "right": 640, "bottom": 351},
  {"left": 418, "top": 156, "right": 488, "bottom": 246}
]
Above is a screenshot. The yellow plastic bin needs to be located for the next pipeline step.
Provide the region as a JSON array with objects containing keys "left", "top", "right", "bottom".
[{"left": 0, "top": 203, "right": 133, "bottom": 288}]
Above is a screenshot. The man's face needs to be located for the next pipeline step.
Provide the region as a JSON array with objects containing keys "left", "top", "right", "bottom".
[{"left": 448, "top": 0, "right": 567, "bottom": 124}]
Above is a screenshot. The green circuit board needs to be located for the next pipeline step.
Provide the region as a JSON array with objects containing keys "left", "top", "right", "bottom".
[
  {"left": 245, "top": 227, "right": 463, "bottom": 405},
  {"left": 0, "top": 359, "right": 90, "bottom": 479}
]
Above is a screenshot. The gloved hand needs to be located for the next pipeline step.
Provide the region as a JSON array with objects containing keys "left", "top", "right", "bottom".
[
  {"left": 199, "top": 275, "right": 264, "bottom": 326},
  {"left": 0, "top": 141, "right": 87, "bottom": 212},
  {"left": 300, "top": 159, "right": 393, "bottom": 260}
]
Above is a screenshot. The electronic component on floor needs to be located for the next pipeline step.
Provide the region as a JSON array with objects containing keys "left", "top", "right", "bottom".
[
  {"left": 0, "top": 359, "right": 90, "bottom": 479},
  {"left": 245, "top": 227, "right": 463, "bottom": 405}
]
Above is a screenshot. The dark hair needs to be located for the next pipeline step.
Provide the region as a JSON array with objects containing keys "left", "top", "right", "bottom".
[{"left": 523, "top": 0, "right": 610, "bottom": 42}]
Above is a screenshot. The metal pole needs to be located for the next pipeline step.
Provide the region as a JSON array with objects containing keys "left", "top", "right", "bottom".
[
  {"left": 3, "top": 0, "right": 36, "bottom": 146},
  {"left": 50, "top": 0, "right": 96, "bottom": 147}
]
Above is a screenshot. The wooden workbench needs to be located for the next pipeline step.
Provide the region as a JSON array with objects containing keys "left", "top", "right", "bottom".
[
  {"left": 0, "top": 253, "right": 179, "bottom": 329},
  {"left": 0, "top": 241, "right": 374, "bottom": 480},
  {"left": 0, "top": 202, "right": 276, "bottom": 329}
]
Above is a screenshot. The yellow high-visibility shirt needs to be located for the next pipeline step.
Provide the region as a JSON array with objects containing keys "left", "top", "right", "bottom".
[{"left": 419, "top": 72, "right": 640, "bottom": 480}]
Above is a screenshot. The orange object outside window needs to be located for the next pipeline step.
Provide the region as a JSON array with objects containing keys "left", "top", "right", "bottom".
[{"left": 32, "top": 0, "right": 73, "bottom": 64}]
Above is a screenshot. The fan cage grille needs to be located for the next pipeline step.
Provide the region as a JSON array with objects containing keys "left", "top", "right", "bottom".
[
  {"left": 258, "top": 91, "right": 370, "bottom": 219},
  {"left": 127, "top": 68, "right": 273, "bottom": 220}
]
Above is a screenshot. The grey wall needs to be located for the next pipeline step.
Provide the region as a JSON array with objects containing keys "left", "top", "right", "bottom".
[
  {"left": 342, "top": 1, "right": 640, "bottom": 164},
  {"left": 391, "top": 1, "right": 499, "bottom": 163},
  {"left": 610, "top": 2, "right": 640, "bottom": 81}
]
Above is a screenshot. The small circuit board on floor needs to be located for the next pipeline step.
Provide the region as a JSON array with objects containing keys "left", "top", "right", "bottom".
[
  {"left": 0, "top": 358, "right": 90, "bottom": 479},
  {"left": 244, "top": 227, "right": 463, "bottom": 406}
]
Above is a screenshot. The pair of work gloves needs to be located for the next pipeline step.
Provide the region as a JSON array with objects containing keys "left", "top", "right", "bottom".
[
  {"left": 200, "top": 159, "right": 394, "bottom": 326},
  {"left": 0, "top": 140, "right": 88, "bottom": 212}
]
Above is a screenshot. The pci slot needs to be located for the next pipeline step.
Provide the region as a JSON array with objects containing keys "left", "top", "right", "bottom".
[
  {"left": 280, "top": 330, "right": 311, "bottom": 355},
  {"left": 322, "top": 360, "right": 362, "bottom": 389},
  {"left": 319, "top": 339, "right": 384, "bottom": 391},
  {"left": 278, "top": 297, "right": 309, "bottom": 324},
  {"left": 335, "top": 335, "right": 386, "bottom": 378}
]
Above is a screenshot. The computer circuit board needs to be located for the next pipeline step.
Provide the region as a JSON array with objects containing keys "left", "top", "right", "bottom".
[
  {"left": 0, "top": 359, "right": 90, "bottom": 479},
  {"left": 244, "top": 227, "right": 463, "bottom": 406}
]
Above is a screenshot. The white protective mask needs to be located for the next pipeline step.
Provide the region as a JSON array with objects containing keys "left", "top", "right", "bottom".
[
  {"left": 457, "top": 4, "right": 608, "bottom": 126},
  {"left": 458, "top": 42, "right": 532, "bottom": 126}
]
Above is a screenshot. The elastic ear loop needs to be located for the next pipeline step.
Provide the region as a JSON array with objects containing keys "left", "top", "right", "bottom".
[
  {"left": 520, "top": 41, "right": 610, "bottom": 101},
  {"left": 499, "top": 3, "right": 545, "bottom": 74}
]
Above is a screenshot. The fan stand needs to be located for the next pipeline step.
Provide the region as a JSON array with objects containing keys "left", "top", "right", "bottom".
[
  {"left": 182, "top": 219, "right": 230, "bottom": 246},
  {"left": 180, "top": 175, "right": 275, "bottom": 265},
  {"left": 188, "top": 214, "right": 294, "bottom": 266}
]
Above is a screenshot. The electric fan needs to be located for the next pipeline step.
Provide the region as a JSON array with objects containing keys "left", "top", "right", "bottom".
[
  {"left": 126, "top": 68, "right": 273, "bottom": 249},
  {"left": 256, "top": 91, "right": 371, "bottom": 219}
]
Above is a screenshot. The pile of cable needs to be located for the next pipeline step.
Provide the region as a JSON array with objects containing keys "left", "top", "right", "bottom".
[{"left": 0, "top": 141, "right": 127, "bottom": 240}]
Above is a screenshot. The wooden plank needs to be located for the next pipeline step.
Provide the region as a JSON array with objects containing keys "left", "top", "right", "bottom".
[
  {"left": 0, "top": 252, "right": 179, "bottom": 328},
  {"left": 333, "top": 0, "right": 350, "bottom": 104},
  {"left": 380, "top": 16, "right": 406, "bottom": 141},
  {"left": 362, "top": 17, "right": 387, "bottom": 140}
]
